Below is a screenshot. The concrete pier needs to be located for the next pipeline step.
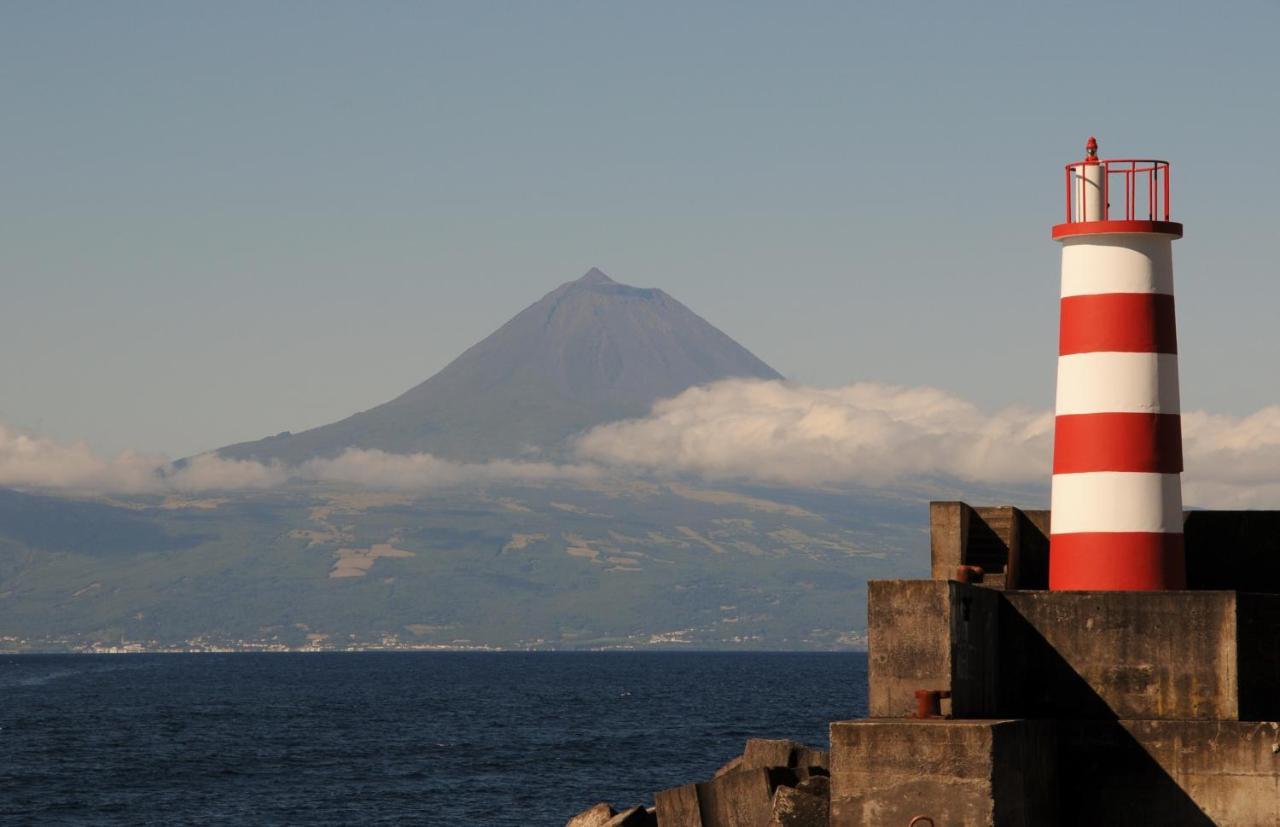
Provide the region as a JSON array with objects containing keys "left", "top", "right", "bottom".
[{"left": 831, "top": 501, "right": 1280, "bottom": 825}]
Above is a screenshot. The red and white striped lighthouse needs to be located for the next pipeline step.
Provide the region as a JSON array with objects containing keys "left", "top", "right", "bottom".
[{"left": 1049, "top": 138, "right": 1185, "bottom": 591}]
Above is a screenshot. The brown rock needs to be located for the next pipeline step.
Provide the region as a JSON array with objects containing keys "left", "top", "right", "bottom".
[
  {"left": 768, "top": 785, "right": 828, "bottom": 827},
  {"left": 567, "top": 802, "right": 616, "bottom": 827}
]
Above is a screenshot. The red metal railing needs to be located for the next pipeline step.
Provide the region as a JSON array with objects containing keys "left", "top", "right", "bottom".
[{"left": 1063, "top": 158, "right": 1171, "bottom": 223}]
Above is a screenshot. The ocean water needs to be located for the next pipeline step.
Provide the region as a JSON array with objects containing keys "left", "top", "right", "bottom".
[{"left": 0, "top": 652, "right": 867, "bottom": 825}]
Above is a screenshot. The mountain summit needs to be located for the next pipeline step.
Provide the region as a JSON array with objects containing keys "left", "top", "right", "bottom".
[{"left": 217, "top": 268, "right": 782, "bottom": 463}]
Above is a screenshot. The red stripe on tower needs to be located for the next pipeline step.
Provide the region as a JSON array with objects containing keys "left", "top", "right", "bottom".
[
  {"left": 1049, "top": 138, "right": 1186, "bottom": 591},
  {"left": 1059, "top": 293, "right": 1178, "bottom": 355},
  {"left": 1053, "top": 413, "right": 1183, "bottom": 475}
]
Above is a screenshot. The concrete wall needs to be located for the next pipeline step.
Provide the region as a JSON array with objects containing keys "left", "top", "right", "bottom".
[
  {"left": 1001, "top": 590, "right": 1241, "bottom": 720},
  {"left": 870, "top": 581, "right": 1280, "bottom": 721},
  {"left": 866, "top": 580, "right": 999, "bottom": 718},
  {"left": 1236, "top": 592, "right": 1280, "bottom": 721},
  {"left": 935, "top": 502, "right": 1280, "bottom": 593},
  {"left": 1057, "top": 720, "right": 1280, "bottom": 825},
  {"left": 928, "top": 502, "right": 1050, "bottom": 589},
  {"left": 831, "top": 718, "right": 1280, "bottom": 825},
  {"left": 828, "top": 719, "right": 1057, "bottom": 827}
]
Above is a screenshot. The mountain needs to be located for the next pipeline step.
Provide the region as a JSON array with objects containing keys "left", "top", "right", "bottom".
[
  {"left": 216, "top": 268, "right": 782, "bottom": 464},
  {"left": 0, "top": 268, "right": 936, "bottom": 653}
]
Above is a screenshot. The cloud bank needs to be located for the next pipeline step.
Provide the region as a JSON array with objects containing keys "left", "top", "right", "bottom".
[
  {"left": 0, "top": 422, "right": 595, "bottom": 496},
  {"left": 577, "top": 381, "right": 1053, "bottom": 487},
  {"left": 5, "top": 381, "right": 1280, "bottom": 508},
  {"left": 576, "top": 379, "right": 1280, "bottom": 509}
]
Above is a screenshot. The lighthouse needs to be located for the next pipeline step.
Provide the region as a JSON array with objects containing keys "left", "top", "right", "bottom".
[{"left": 1049, "top": 138, "right": 1185, "bottom": 590}]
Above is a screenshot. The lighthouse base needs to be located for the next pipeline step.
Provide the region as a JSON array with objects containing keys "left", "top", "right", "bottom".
[
  {"left": 835, "top": 502, "right": 1280, "bottom": 825},
  {"left": 830, "top": 717, "right": 1278, "bottom": 826}
]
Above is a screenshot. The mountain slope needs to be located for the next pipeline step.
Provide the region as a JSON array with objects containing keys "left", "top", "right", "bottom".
[{"left": 217, "top": 268, "right": 781, "bottom": 463}]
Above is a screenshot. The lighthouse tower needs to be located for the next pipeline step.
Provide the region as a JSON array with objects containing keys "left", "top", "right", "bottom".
[{"left": 1049, "top": 138, "right": 1185, "bottom": 590}]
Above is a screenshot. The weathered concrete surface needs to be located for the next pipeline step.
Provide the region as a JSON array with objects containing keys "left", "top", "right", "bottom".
[
  {"left": 568, "top": 802, "right": 618, "bottom": 827},
  {"left": 928, "top": 502, "right": 1050, "bottom": 588},
  {"left": 656, "top": 768, "right": 798, "bottom": 827},
  {"left": 742, "top": 740, "right": 801, "bottom": 769},
  {"left": 714, "top": 755, "right": 744, "bottom": 778},
  {"left": 768, "top": 784, "right": 827, "bottom": 827},
  {"left": 929, "top": 501, "right": 971, "bottom": 580},
  {"left": 872, "top": 582, "right": 1280, "bottom": 721},
  {"left": 655, "top": 783, "right": 702, "bottom": 826},
  {"left": 867, "top": 580, "right": 999, "bottom": 718},
  {"left": 935, "top": 504, "right": 1280, "bottom": 591},
  {"left": 1055, "top": 720, "right": 1280, "bottom": 825},
  {"left": 739, "top": 739, "right": 827, "bottom": 771},
  {"left": 1002, "top": 590, "right": 1251, "bottom": 720},
  {"left": 828, "top": 719, "right": 1056, "bottom": 827},
  {"left": 698, "top": 768, "right": 787, "bottom": 827}
]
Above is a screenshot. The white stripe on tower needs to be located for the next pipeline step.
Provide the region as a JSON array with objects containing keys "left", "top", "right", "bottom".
[
  {"left": 1050, "top": 473, "right": 1184, "bottom": 534},
  {"left": 1060, "top": 235, "right": 1174, "bottom": 297},
  {"left": 1055, "top": 353, "right": 1180, "bottom": 415}
]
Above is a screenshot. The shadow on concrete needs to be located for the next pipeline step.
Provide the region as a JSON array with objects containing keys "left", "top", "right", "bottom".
[{"left": 998, "top": 601, "right": 1214, "bottom": 824}]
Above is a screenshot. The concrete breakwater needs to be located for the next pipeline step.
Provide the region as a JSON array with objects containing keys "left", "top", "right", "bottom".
[{"left": 566, "top": 738, "right": 831, "bottom": 827}]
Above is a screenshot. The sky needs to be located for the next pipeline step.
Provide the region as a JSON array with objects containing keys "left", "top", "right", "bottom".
[{"left": 2, "top": 1, "right": 1279, "bottom": 459}]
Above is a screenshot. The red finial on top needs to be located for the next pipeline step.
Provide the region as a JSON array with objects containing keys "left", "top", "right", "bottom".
[{"left": 1085, "top": 136, "right": 1099, "bottom": 164}]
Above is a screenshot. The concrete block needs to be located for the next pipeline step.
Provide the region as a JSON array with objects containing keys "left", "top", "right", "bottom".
[
  {"left": 696, "top": 768, "right": 787, "bottom": 827},
  {"left": 568, "top": 803, "right": 617, "bottom": 827},
  {"left": 794, "top": 747, "right": 828, "bottom": 770},
  {"left": 1056, "top": 720, "right": 1280, "bottom": 825},
  {"left": 714, "top": 755, "right": 743, "bottom": 777},
  {"left": 929, "top": 501, "right": 970, "bottom": 579},
  {"left": 743, "top": 739, "right": 800, "bottom": 769},
  {"left": 656, "top": 769, "right": 797, "bottom": 827},
  {"left": 1001, "top": 590, "right": 1280, "bottom": 720},
  {"left": 828, "top": 719, "right": 1056, "bottom": 827},
  {"left": 867, "top": 580, "right": 999, "bottom": 717},
  {"left": 768, "top": 785, "right": 827, "bottom": 827},
  {"left": 738, "top": 739, "right": 826, "bottom": 771},
  {"left": 655, "top": 783, "right": 701, "bottom": 827}
]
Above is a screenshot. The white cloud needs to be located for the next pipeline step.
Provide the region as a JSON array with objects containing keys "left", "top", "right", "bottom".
[
  {"left": 5, "top": 382, "right": 1280, "bottom": 508},
  {"left": 576, "top": 379, "right": 1280, "bottom": 509},
  {"left": 1182, "top": 407, "right": 1280, "bottom": 508},
  {"left": 300, "top": 449, "right": 601, "bottom": 489},
  {"left": 165, "top": 453, "right": 290, "bottom": 491},
  {"left": 0, "top": 422, "right": 166, "bottom": 494},
  {"left": 0, "top": 422, "right": 597, "bottom": 495},
  {"left": 575, "top": 380, "right": 1053, "bottom": 487}
]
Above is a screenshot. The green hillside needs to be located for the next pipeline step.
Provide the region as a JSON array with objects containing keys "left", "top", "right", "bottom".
[{"left": 0, "top": 481, "right": 926, "bottom": 652}]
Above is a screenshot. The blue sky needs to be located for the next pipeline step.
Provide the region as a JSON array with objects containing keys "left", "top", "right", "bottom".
[{"left": 3, "top": 1, "right": 1278, "bottom": 457}]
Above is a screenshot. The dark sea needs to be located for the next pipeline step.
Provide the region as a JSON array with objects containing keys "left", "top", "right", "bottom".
[{"left": 0, "top": 652, "right": 867, "bottom": 826}]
